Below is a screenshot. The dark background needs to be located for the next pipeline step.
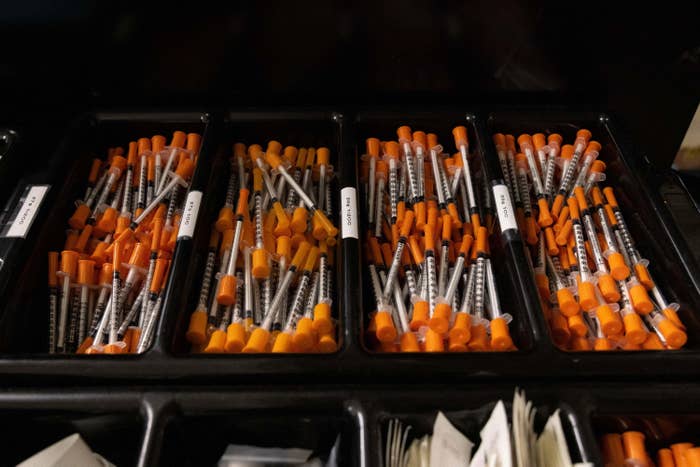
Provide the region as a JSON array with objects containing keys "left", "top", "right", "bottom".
[{"left": 0, "top": 1, "right": 698, "bottom": 169}]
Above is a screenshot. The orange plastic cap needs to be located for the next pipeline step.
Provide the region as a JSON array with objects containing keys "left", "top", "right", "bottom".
[
  {"left": 242, "top": 327, "right": 271, "bottom": 353},
  {"left": 662, "top": 306, "right": 685, "bottom": 330},
  {"left": 642, "top": 332, "right": 665, "bottom": 350},
  {"left": 629, "top": 283, "right": 653, "bottom": 314},
  {"left": 548, "top": 133, "right": 563, "bottom": 146},
  {"left": 271, "top": 331, "right": 295, "bottom": 353},
  {"left": 151, "top": 135, "right": 166, "bottom": 153},
  {"left": 570, "top": 336, "right": 591, "bottom": 351},
  {"left": 291, "top": 207, "right": 308, "bottom": 234},
  {"left": 97, "top": 263, "right": 113, "bottom": 285},
  {"left": 303, "top": 246, "right": 320, "bottom": 272},
  {"left": 585, "top": 140, "right": 602, "bottom": 155},
  {"left": 384, "top": 141, "right": 400, "bottom": 160},
  {"left": 591, "top": 160, "right": 606, "bottom": 174},
  {"left": 424, "top": 328, "right": 445, "bottom": 352},
  {"left": 137, "top": 137, "right": 151, "bottom": 155},
  {"left": 658, "top": 318, "right": 687, "bottom": 349},
  {"left": 567, "top": 197, "right": 581, "bottom": 221},
  {"left": 440, "top": 214, "right": 452, "bottom": 242},
  {"left": 313, "top": 302, "right": 333, "bottom": 334},
  {"left": 590, "top": 186, "right": 605, "bottom": 207},
  {"left": 517, "top": 134, "right": 533, "bottom": 150},
  {"left": 598, "top": 274, "right": 621, "bottom": 303},
  {"left": 283, "top": 146, "right": 298, "bottom": 163},
  {"left": 557, "top": 288, "right": 580, "bottom": 316},
  {"left": 292, "top": 317, "right": 315, "bottom": 351},
  {"left": 550, "top": 310, "right": 571, "bottom": 346},
  {"left": 275, "top": 235, "right": 292, "bottom": 263},
  {"left": 621, "top": 431, "right": 647, "bottom": 464},
  {"left": 264, "top": 151, "right": 284, "bottom": 169},
  {"left": 574, "top": 187, "right": 588, "bottom": 212},
  {"left": 186, "top": 309, "right": 209, "bottom": 344},
  {"left": 576, "top": 128, "right": 592, "bottom": 141},
  {"left": 578, "top": 280, "right": 598, "bottom": 311},
  {"left": 312, "top": 210, "right": 338, "bottom": 239},
  {"left": 175, "top": 157, "right": 195, "bottom": 180},
  {"left": 551, "top": 196, "right": 566, "bottom": 222},
  {"left": 150, "top": 257, "right": 169, "bottom": 293},
  {"left": 69, "top": 204, "right": 91, "bottom": 230},
  {"left": 601, "top": 434, "right": 625, "bottom": 466},
  {"left": 622, "top": 312, "right": 648, "bottom": 345},
  {"left": 594, "top": 337, "right": 614, "bottom": 351},
  {"left": 603, "top": 187, "right": 619, "bottom": 208},
  {"left": 252, "top": 248, "right": 270, "bottom": 279},
  {"left": 266, "top": 140, "right": 283, "bottom": 155},
  {"left": 316, "top": 147, "right": 330, "bottom": 165},
  {"left": 291, "top": 241, "right": 312, "bottom": 270},
  {"left": 493, "top": 133, "right": 506, "bottom": 148},
  {"left": 671, "top": 443, "right": 694, "bottom": 467},
  {"left": 452, "top": 126, "right": 468, "bottom": 147},
  {"left": 426, "top": 133, "right": 439, "bottom": 150},
  {"left": 448, "top": 312, "right": 471, "bottom": 344},
  {"left": 104, "top": 342, "right": 128, "bottom": 354},
  {"left": 412, "top": 131, "right": 427, "bottom": 149},
  {"left": 684, "top": 447, "right": 700, "bottom": 467},
  {"left": 608, "top": 252, "right": 630, "bottom": 281},
  {"left": 429, "top": 303, "right": 452, "bottom": 334},
  {"left": 475, "top": 226, "right": 488, "bottom": 254},
  {"left": 596, "top": 304, "right": 623, "bottom": 336},
  {"left": 77, "top": 259, "right": 95, "bottom": 285},
  {"left": 396, "top": 125, "right": 412, "bottom": 142},
  {"left": 224, "top": 322, "right": 246, "bottom": 353},
  {"left": 634, "top": 263, "right": 654, "bottom": 290},
  {"left": 366, "top": 138, "right": 381, "bottom": 157},
  {"left": 505, "top": 134, "right": 516, "bottom": 152},
  {"left": 543, "top": 227, "right": 558, "bottom": 255},
  {"left": 317, "top": 329, "right": 337, "bottom": 353},
  {"left": 657, "top": 448, "right": 675, "bottom": 467},
  {"left": 217, "top": 274, "right": 237, "bottom": 306},
  {"left": 400, "top": 210, "right": 415, "bottom": 238},
  {"left": 537, "top": 198, "right": 553, "bottom": 227},
  {"left": 409, "top": 301, "right": 429, "bottom": 331},
  {"left": 110, "top": 155, "right": 127, "bottom": 174},
  {"left": 555, "top": 220, "right": 572, "bottom": 246},
  {"left": 448, "top": 338, "right": 469, "bottom": 353},
  {"left": 560, "top": 145, "right": 574, "bottom": 160},
  {"left": 60, "top": 250, "right": 80, "bottom": 279},
  {"left": 203, "top": 329, "right": 226, "bottom": 353},
  {"left": 399, "top": 331, "right": 420, "bottom": 352},
  {"left": 375, "top": 310, "right": 397, "bottom": 343},
  {"left": 48, "top": 252, "right": 59, "bottom": 287},
  {"left": 216, "top": 206, "right": 234, "bottom": 232},
  {"left": 567, "top": 313, "right": 587, "bottom": 338},
  {"left": 533, "top": 133, "right": 546, "bottom": 150},
  {"left": 490, "top": 317, "right": 513, "bottom": 350},
  {"left": 467, "top": 324, "right": 489, "bottom": 351}
]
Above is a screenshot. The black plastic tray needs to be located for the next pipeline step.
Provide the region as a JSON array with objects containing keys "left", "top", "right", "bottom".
[
  {"left": 0, "top": 384, "right": 596, "bottom": 467},
  {"left": 483, "top": 110, "right": 700, "bottom": 377},
  {"left": 164, "top": 111, "right": 350, "bottom": 357},
  {"left": 9, "top": 383, "right": 699, "bottom": 467},
  {"left": 0, "top": 112, "right": 213, "bottom": 370},
  {"left": 352, "top": 110, "right": 541, "bottom": 355},
  {"left": 0, "top": 109, "right": 698, "bottom": 385}
]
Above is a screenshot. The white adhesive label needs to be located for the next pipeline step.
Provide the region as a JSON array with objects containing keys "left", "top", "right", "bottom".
[
  {"left": 177, "top": 190, "right": 202, "bottom": 239},
  {"left": 340, "top": 187, "right": 359, "bottom": 239},
  {"left": 5, "top": 185, "right": 49, "bottom": 238},
  {"left": 492, "top": 184, "right": 518, "bottom": 232}
]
